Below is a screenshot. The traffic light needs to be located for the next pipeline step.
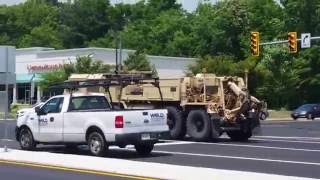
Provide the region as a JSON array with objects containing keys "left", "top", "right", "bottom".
[
  {"left": 250, "top": 32, "right": 259, "bottom": 56},
  {"left": 288, "top": 32, "right": 297, "bottom": 53}
]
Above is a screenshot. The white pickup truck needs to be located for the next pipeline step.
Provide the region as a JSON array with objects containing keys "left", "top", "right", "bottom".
[{"left": 15, "top": 93, "right": 168, "bottom": 156}]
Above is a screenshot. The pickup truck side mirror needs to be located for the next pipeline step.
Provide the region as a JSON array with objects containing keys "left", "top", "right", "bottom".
[{"left": 35, "top": 106, "right": 46, "bottom": 116}]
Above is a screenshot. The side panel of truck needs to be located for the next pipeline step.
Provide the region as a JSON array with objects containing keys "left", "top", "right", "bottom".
[
  {"left": 35, "top": 96, "right": 66, "bottom": 142},
  {"left": 63, "top": 111, "right": 116, "bottom": 142}
]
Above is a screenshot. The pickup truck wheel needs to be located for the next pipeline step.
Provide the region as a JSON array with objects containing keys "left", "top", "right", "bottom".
[
  {"left": 135, "top": 143, "right": 154, "bottom": 156},
  {"left": 167, "top": 107, "right": 186, "bottom": 139},
  {"left": 19, "top": 128, "right": 36, "bottom": 151},
  {"left": 88, "top": 132, "right": 107, "bottom": 157},
  {"left": 186, "top": 110, "right": 211, "bottom": 141},
  {"left": 227, "top": 130, "right": 252, "bottom": 141}
]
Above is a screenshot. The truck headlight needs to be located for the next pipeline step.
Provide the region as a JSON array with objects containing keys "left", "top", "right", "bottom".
[{"left": 17, "top": 111, "right": 25, "bottom": 118}]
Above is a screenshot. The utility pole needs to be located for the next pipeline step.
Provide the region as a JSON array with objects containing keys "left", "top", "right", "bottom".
[
  {"left": 4, "top": 47, "right": 9, "bottom": 121},
  {"left": 115, "top": 37, "right": 119, "bottom": 74}
]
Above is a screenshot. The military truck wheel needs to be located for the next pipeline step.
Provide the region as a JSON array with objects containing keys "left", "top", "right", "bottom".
[
  {"left": 186, "top": 110, "right": 211, "bottom": 141},
  {"left": 227, "top": 130, "right": 252, "bottom": 141},
  {"left": 167, "top": 107, "right": 186, "bottom": 139}
]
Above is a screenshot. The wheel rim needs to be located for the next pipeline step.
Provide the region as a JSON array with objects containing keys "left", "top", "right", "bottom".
[
  {"left": 20, "top": 131, "right": 31, "bottom": 148},
  {"left": 90, "top": 136, "right": 102, "bottom": 154}
]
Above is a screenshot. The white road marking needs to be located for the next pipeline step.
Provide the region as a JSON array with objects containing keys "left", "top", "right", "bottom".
[
  {"left": 255, "top": 136, "right": 320, "bottom": 141},
  {"left": 109, "top": 141, "right": 195, "bottom": 149},
  {"left": 252, "top": 138, "right": 320, "bottom": 144},
  {"left": 0, "top": 139, "right": 14, "bottom": 142},
  {"left": 161, "top": 140, "right": 320, "bottom": 152},
  {"left": 190, "top": 141, "right": 320, "bottom": 152},
  {"left": 156, "top": 141, "right": 195, "bottom": 146},
  {"left": 151, "top": 150, "right": 320, "bottom": 166}
]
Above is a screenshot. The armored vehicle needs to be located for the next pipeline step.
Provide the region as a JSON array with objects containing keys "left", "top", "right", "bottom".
[{"left": 69, "top": 72, "right": 263, "bottom": 141}]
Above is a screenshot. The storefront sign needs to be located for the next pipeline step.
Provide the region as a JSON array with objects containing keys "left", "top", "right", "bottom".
[{"left": 27, "top": 64, "right": 64, "bottom": 73}]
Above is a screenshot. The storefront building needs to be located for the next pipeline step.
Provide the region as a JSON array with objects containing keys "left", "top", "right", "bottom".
[{"left": 15, "top": 47, "right": 196, "bottom": 104}]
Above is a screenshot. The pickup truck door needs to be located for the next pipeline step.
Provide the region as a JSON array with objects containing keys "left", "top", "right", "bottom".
[{"left": 37, "top": 97, "right": 64, "bottom": 142}]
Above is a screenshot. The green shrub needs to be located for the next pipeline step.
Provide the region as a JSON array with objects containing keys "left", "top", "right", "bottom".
[{"left": 10, "top": 103, "right": 32, "bottom": 115}]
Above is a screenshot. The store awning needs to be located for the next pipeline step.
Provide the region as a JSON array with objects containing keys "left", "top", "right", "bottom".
[
  {"left": 16, "top": 73, "right": 43, "bottom": 84},
  {"left": 33, "top": 73, "right": 43, "bottom": 83}
]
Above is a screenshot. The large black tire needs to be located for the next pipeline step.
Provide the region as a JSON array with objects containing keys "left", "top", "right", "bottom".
[
  {"left": 186, "top": 110, "right": 211, "bottom": 141},
  {"left": 87, "top": 132, "right": 107, "bottom": 157},
  {"left": 167, "top": 107, "right": 186, "bottom": 139},
  {"left": 227, "top": 130, "right": 252, "bottom": 141},
  {"left": 19, "top": 128, "right": 36, "bottom": 151},
  {"left": 134, "top": 143, "right": 154, "bottom": 156}
]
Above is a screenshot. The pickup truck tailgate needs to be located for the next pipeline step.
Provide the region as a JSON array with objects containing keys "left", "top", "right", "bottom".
[{"left": 121, "top": 109, "right": 167, "bottom": 128}]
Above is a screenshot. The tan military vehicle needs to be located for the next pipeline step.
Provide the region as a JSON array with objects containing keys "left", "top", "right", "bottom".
[{"left": 69, "top": 72, "right": 263, "bottom": 141}]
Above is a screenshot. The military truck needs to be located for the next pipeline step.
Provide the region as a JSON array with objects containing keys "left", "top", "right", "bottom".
[{"left": 69, "top": 72, "right": 263, "bottom": 141}]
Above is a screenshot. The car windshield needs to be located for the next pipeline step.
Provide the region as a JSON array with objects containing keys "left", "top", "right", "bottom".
[{"left": 297, "top": 104, "right": 314, "bottom": 111}]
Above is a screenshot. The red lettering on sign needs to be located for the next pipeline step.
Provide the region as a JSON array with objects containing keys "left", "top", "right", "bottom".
[{"left": 27, "top": 64, "right": 64, "bottom": 73}]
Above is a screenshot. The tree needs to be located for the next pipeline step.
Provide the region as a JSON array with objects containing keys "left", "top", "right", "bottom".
[
  {"left": 124, "top": 50, "right": 151, "bottom": 71},
  {"left": 293, "top": 46, "right": 320, "bottom": 105},
  {"left": 72, "top": 55, "right": 112, "bottom": 74},
  {"left": 188, "top": 55, "right": 238, "bottom": 76},
  {"left": 39, "top": 55, "right": 112, "bottom": 91},
  {"left": 19, "top": 22, "right": 63, "bottom": 48},
  {"left": 281, "top": 0, "right": 320, "bottom": 35},
  {"left": 58, "top": 0, "right": 111, "bottom": 48},
  {"left": 38, "top": 69, "right": 68, "bottom": 92},
  {"left": 255, "top": 46, "right": 299, "bottom": 109},
  {"left": 0, "top": 1, "right": 60, "bottom": 47}
]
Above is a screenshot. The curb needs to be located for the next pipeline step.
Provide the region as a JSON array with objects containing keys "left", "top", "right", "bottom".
[
  {"left": 0, "top": 148, "right": 316, "bottom": 180},
  {"left": 0, "top": 119, "right": 15, "bottom": 121},
  {"left": 0, "top": 159, "right": 154, "bottom": 180}
]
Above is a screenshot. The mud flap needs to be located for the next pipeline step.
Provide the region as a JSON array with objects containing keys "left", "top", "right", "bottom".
[
  {"left": 210, "top": 113, "right": 223, "bottom": 138},
  {"left": 248, "top": 111, "right": 262, "bottom": 135},
  {"left": 211, "top": 118, "right": 221, "bottom": 138}
]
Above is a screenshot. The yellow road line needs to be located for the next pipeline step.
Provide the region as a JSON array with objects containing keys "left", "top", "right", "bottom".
[{"left": 0, "top": 159, "right": 158, "bottom": 180}]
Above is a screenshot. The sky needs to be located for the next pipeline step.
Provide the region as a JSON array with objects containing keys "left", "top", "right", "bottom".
[{"left": 0, "top": 0, "right": 218, "bottom": 12}]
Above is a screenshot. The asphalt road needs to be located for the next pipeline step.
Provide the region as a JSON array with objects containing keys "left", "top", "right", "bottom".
[
  {"left": 0, "top": 162, "right": 128, "bottom": 180},
  {"left": 1, "top": 120, "right": 320, "bottom": 179}
]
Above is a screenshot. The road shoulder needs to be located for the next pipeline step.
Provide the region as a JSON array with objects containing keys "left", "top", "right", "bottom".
[{"left": 0, "top": 148, "right": 317, "bottom": 180}]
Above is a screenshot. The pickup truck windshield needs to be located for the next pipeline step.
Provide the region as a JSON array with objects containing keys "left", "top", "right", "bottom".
[{"left": 69, "top": 96, "right": 110, "bottom": 111}]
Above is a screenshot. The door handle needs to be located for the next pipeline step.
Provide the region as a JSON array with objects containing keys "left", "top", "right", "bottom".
[{"left": 50, "top": 117, "right": 54, "bottom": 122}]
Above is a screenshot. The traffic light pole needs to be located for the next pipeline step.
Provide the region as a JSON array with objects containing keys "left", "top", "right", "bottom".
[{"left": 260, "top": 36, "right": 320, "bottom": 46}]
